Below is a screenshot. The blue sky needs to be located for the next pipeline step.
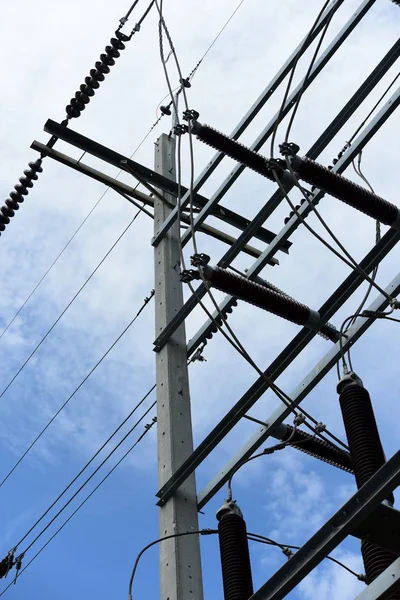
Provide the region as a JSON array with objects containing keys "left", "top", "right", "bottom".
[{"left": 0, "top": 0, "right": 399, "bottom": 598}]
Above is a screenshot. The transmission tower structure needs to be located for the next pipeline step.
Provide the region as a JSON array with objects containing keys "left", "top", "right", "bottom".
[{"left": 26, "top": 0, "right": 400, "bottom": 598}]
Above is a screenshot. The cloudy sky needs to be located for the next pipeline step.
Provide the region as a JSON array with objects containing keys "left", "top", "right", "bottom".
[{"left": 0, "top": 0, "right": 399, "bottom": 598}]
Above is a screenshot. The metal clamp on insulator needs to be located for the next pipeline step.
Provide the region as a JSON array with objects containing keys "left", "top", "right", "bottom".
[
  {"left": 191, "top": 121, "right": 291, "bottom": 184},
  {"left": 289, "top": 155, "right": 400, "bottom": 229},
  {"left": 183, "top": 109, "right": 200, "bottom": 122},
  {"left": 173, "top": 124, "right": 189, "bottom": 136},
  {"left": 180, "top": 269, "right": 200, "bottom": 283}
]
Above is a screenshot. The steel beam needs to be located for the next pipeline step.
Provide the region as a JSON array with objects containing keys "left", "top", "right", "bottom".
[
  {"left": 156, "top": 83, "right": 400, "bottom": 354},
  {"left": 249, "top": 451, "right": 400, "bottom": 600},
  {"left": 41, "top": 120, "right": 290, "bottom": 255},
  {"left": 196, "top": 269, "right": 400, "bottom": 509},
  {"left": 156, "top": 227, "right": 400, "bottom": 506},
  {"left": 353, "top": 558, "right": 400, "bottom": 600},
  {"left": 30, "top": 141, "right": 275, "bottom": 262},
  {"left": 152, "top": 0, "right": 376, "bottom": 246}
]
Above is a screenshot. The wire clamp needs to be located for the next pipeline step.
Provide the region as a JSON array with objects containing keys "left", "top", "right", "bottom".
[
  {"left": 282, "top": 547, "right": 294, "bottom": 559},
  {"left": 190, "top": 253, "right": 210, "bottom": 268},
  {"left": 183, "top": 109, "right": 200, "bottom": 122},
  {"left": 293, "top": 413, "right": 306, "bottom": 426},
  {"left": 191, "top": 345, "right": 207, "bottom": 363},
  {"left": 279, "top": 142, "right": 300, "bottom": 157},
  {"left": 315, "top": 421, "right": 326, "bottom": 433},
  {"left": 180, "top": 77, "right": 191, "bottom": 88},
  {"left": 13, "top": 553, "right": 24, "bottom": 585},
  {"left": 173, "top": 124, "right": 188, "bottom": 136},
  {"left": 180, "top": 269, "right": 201, "bottom": 283}
]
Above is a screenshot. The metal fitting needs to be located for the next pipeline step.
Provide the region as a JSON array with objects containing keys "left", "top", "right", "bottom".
[
  {"left": 279, "top": 142, "right": 300, "bottom": 157},
  {"left": 190, "top": 253, "right": 210, "bottom": 268},
  {"left": 216, "top": 499, "right": 243, "bottom": 522},
  {"left": 183, "top": 109, "right": 200, "bottom": 122},
  {"left": 337, "top": 371, "right": 364, "bottom": 395}
]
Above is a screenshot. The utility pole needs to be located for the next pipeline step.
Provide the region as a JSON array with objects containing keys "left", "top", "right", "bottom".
[{"left": 153, "top": 132, "right": 204, "bottom": 600}]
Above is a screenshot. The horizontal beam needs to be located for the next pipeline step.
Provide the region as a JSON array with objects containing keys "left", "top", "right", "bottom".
[
  {"left": 249, "top": 450, "right": 400, "bottom": 600},
  {"left": 156, "top": 227, "right": 400, "bottom": 505},
  {"left": 150, "top": 0, "right": 348, "bottom": 245},
  {"left": 196, "top": 268, "right": 400, "bottom": 508},
  {"left": 353, "top": 557, "right": 400, "bottom": 600},
  {"left": 31, "top": 142, "right": 276, "bottom": 263},
  {"left": 41, "top": 120, "right": 290, "bottom": 254}
]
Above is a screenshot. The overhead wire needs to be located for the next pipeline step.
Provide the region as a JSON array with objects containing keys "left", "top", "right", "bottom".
[
  {"left": 0, "top": 415, "right": 157, "bottom": 596},
  {"left": 270, "top": 0, "right": 333, "bottom": 158},
  {"left": 0, "top": 290, "right": 155, "bottom": 489},
  {"left": 155, "top": 0, "right": 348, "bottom": 452},
  {"left": 0, "top": 202, "right": 148, "bottom": 403},
  {"left": 9, "top": 397, "right": 157, "bottom": 563},
  {"left": 247, "top": 532, "right": 365, "bottom": 580},
  {"left": 0, "top": 350, "right": 206, "bottom": 583}
]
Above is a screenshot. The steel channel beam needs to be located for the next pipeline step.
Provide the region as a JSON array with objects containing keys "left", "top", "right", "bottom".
[
  {"left": 197, "top": 269, "right": 400, "bottom": 509},
  {"left": 156, "top": 226, "right": 400, "bottom": 505},
  {"left": 353, "top": 557, "right": 400, "bottom": 600},
  {"left": 151, "top": 0, "right": 348, "bottom": 245},
  {"left": 178, "top": 0, "right": 377, "bottom": 247},
  {"left": 31, "top": 141, "right": 277, "bottom": 263},
  {"left": 41, "top": 120, "right": 290, "bottom": 255},
  {"left": 156, "top": 81, "right": 400, "bottom": 354},
  {"left": 249, "top": 451, "right": 400, "bottom": 600}
]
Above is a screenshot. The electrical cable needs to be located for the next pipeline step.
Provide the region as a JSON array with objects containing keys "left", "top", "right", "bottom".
[
  {"left": 247, "top": 532, "right": 365, "bottom": 580},
  {"left": 270, "top": 0, "right": 333, "bottom": 158},
  {"left": 0, "top": 291, "right": 154, "bottom": 489},
  {"left": 155, "top": 1, "right": 348, "bottom": 453},
  {"left": 0, "top": 121, "right": 160, "bottom": 344},
  {"left": 0, "top": 350, "right": 205, "bottom": 579},
  {"left": 272, "top": 165, "right": 394, "bottom": 303},
  {"left": 12, "top": 398, "right": 157, "bottom": 560},
  {"left": 0, "top": 416, "right": 157, "bottom": 596},
  {"left": 284, "top": 5, "right": 334, "bottom": 144},
  {"left": 127, "top": 529, "right": 218, "bottom": 600},
  {"left": 0, "top": 205, "right": 146, "bottom": 402}
]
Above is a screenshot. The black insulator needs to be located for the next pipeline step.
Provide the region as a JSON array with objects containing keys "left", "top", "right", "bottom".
[
  {"left": 338, "top": 377, "right": 398, "bottom": 589},
  {"left": 90, "top": 68, "right": 105, "bottom": 82},
  {"left": 294, "top": 156, "right": 399, "bottom": 226},
  {"left": 191, "top": 122, "right": 278, "bottom": 181},
  {"left": 85, "top": 75, "right": 100, "bottom": 89},
  {"left": 100, "top": 53, "right": 115, "bottom": 67},
  {"left": 218, "top": 513, "right": 253, "bottom": 600},
  {"left": 361, "top": 542, "right": 400, "bottom": 598},
  {"left": 65, "top": 31, "right": 129, "bottom": 119},
  {"left": 204, "top": 265, "right": 312, "bottom": 327},
  {"left": 80, "top": 84, "right": 95, "bottom": 97},
  {"left": 95, "top": 60, "right": 110, "bottom": 75},
  {"left": 0, "top": 159, "right": 42, "bottom": 237},
  {"left": 281, "top": 425, "right": 353, "bottom": 473},
  {"left": 338, "top": 382, "right": 394, "bottom": 503},
  {"left": 5, "top": 199, "right": 19, "bottom": 211}
]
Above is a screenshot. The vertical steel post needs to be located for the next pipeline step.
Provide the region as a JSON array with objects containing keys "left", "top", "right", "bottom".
[{"left": 154, "top": 133, "right": 204, "bottom": 600}]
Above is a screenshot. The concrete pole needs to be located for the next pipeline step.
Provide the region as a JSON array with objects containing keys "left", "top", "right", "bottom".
[{"left": 154, "top": 133, "right": 204, "bottom": 600}]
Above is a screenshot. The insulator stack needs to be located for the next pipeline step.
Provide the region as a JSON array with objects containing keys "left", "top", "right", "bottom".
[
  {"left": 65, "top": 31, "right": 129, "bottom": 119},
  {"left": 291, "top": 155, "right": 400, "bottom": 228},
  {"left": 217, "top": 501, "right": 253, "bottom": 600},
  {"left": 337, "top": 373, "right": 398, "bottom": 594},
  {"left": 201, "top": 264, "right": 325, "bottom": 332},
  {"left": 0, "top": 159, "right": 43, "bottom": 236},
  {"left": 279, "top": 424, "right": 353, "bottom": 473},
  {"left": 191, "top": 121, "right": 280, "bottom": 181}
]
